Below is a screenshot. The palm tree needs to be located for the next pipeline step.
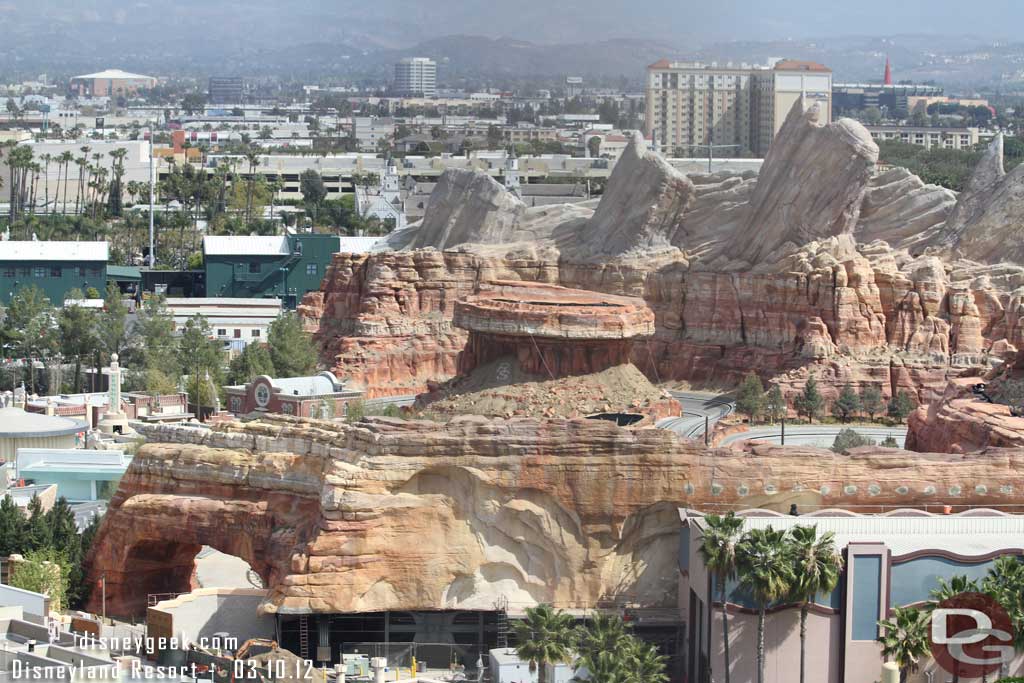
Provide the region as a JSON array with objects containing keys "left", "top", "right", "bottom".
[
  {"left": 928, "top": 575, "right": 980, "bottom": 683},
  {"left": 736, "top": 526, "right": 795, "bottom": 683},
  {"left": 58, "top": 150, "right": 73, "bottom": 214},
  {"left": 699, "top": 512, "right": 744, "bottom": 683},
  {"left": 513, "top": 604, "right": 577, "bottom": 683},
  {"left": 983, "top": 555, "right": 1024, "bottom": 650},
  {"left": 40, "top": 153, "right": 51, "bottom": 213},
  {"left": 625, "top": 640, "right": 668, "bottom": 683},
  {"left": 574, "top": 650, "right": 629, "bottom": 683},
  {"left": 789, "top": 525, "right": 843, "bottom": 683},
  {"left": 575, "top": 613, "right": 632, "bottom": 674},
  {"left": 877, "top": 606, "right": 931, "bottom": 683}
]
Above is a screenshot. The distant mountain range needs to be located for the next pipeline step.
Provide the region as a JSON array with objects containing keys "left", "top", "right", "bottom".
[{"left": 0, "top": 0, "right": 1021, "bottom": 89}]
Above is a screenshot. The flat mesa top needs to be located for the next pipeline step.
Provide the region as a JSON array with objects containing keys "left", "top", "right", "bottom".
[{"left": 453, "top": 280, "right": 655, "bottom": 340}]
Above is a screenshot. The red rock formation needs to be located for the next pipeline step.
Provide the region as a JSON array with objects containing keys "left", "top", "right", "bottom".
[
  {"left": 87, "top": 417, "right": 1024, "bottom": 618},
  {"left": 907, "top": 377, "right": 1024, "bottom": 453}
]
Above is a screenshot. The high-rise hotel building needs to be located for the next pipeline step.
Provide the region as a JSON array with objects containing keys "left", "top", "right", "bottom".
[{"left": 645, "top": 59, "right": 832, "bottom": 158}]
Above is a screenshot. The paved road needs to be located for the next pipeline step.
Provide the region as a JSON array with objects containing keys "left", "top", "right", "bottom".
[
  {"left": 655, "top": 391, "right": 736, "bottom": 440},
  {"left": 363, "top": 395, "right": 417, "bottom": 409},
  {"left": 720, "top": 425, "right": 908, "bottom": 448}
]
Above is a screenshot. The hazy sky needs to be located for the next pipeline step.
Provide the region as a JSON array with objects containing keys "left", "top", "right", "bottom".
[{"left": 7, "top": 0, "right": 1024, "bottom": 46}]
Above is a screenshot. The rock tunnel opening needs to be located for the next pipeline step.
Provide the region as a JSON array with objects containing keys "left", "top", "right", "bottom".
[
  {"left": 108, "top": 541, "right": 270, "bottom": 618},
  {"left": 587, "top": 412, "right": 645, "bottom": 426}
]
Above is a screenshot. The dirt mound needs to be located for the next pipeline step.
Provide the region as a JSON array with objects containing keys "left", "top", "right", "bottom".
[{"left": 416, "top": 356, "right": 673, "bottom": 419}]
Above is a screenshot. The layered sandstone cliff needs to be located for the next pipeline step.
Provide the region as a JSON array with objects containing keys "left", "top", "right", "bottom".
[
  {"left": 302, "top": 100, "right": 1024, "bottom": 404},
  {"left": 87, "top": 416, "right": 1024, "bottom": 618}
]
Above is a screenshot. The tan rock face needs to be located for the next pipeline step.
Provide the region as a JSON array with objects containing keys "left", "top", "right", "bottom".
[{"left": 86, "top": 416, "right": 1024, "bottom": 618}]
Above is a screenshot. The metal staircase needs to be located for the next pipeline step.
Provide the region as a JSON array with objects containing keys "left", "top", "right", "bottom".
[{"left": 298, "top": 614, "right": 310, "bottom": 660}]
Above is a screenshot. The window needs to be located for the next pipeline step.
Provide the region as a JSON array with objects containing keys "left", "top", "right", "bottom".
[
  {"left": 2, "top": 269, "right": 13, "bottom": 278},
  {"left": 88, "top": 267, "right": 102, "bottom": 277},
  {"left": 217, "top": 329, "right": 227, "bottom": 336},
  {"left": 32, "top": 267, "right": 47, "bottom": 278},
  {"left": 234, "top": 329, "right": 241, "bottom": 338},
  {"left": 17, "top": 268, "right": 29, "bottom": 277},
  {"left": 251, "top": 329, "right": 261, "bottom": 338},
  {"left": 249, "top": 262, "right": 260, "bottom": 273},
  {"left": 50, "top": 266, "right": 61, "bottom": 277},
  {"left": 306, "top": 263, "right": 318, "bottom": 276}
]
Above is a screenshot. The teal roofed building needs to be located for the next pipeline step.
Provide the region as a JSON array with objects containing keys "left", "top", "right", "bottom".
[
  {"left": 202, "top": 233, "right": 341, "bottom": 309},
  {"left": 0, "top": 241, "right": 108, "bottom": 304}
]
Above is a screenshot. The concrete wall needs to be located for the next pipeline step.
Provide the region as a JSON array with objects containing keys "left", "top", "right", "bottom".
[
  {"left": 148, "top": 589, "right": 274, "bottom": 647},
  {"left": 0, "top": 584, "right": 50, "bottom": 618}
]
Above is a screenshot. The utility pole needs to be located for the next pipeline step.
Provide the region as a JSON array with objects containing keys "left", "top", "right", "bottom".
[
  {"left": 781, "top": 418, "right": 786, "bottom": 446},
  {"left": 689, "top": 141, "right": 742, "bottom": 174},
  {"left": 101, "top": 573, "right": 106, "bottom": 622},
  {"left": 148, "top": 126, "right": 155, "bottom": 268}
]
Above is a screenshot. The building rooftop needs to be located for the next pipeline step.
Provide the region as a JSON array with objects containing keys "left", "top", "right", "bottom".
[
  {"left": 773, "top": 59, "right": 832, "bottom": 73},
  {"left": 72, "top": 69, "right": 155, "bottom": 81},
  {"left": 684, "top": 508, "right": 1024, "bottom": 558},
  {"left": 337, "top": 236, "right": 385, "bottom": 253},
  {"left": 0, "top": 241, "right": 108, "bottom": 262},
  {"left": 0, "top": 407, "right": 88, "bottom": 438},
  {"left": 203, "top": 235, "right": 291, "bottom": 256}
]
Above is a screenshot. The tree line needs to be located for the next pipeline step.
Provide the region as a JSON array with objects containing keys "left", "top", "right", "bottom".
[
  {"left": 735, "top": 373, "right": 917, "bottom": 426},
  {"left": 512, "top": 605, "right": 668, "bottom": 683},
  {"left": 0, "top": 283, "right": 319, "bottom": 405},
  {"left": 0, "top": 494, "right": 100, "bottom": 611}
]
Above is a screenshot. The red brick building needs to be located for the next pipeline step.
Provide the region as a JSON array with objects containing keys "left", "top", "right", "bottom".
[{"left": 225, "top": 372, "right": 362, "bottom": 419}]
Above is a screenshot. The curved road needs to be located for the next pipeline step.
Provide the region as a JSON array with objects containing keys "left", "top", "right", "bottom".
[
  {"left": 656, "top": 391, "right": 736, "bottom": 440},
  {"left": 720, "top": 425, "right": 908, "bottom": 448}
]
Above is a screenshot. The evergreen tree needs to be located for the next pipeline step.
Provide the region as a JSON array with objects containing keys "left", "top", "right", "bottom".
[
  {"left": 132, "top": 295, "right": 179, "bottom": 378},
  {"left": 765, "top": 384, "right": 787, "bottom": 424},
  {"left": 24, "top": 495, "right": 52, "bottom": 551},
  {"left": 178, "top": 315, "right": 224, "bottom": 410},
  {"left": 887, "top": 391, "right": 917, "bottom": 424},
  {"left": 880, "top": 435, "right": 899, "bottom": 448},
  {"left": 267, "top": 312, "right": 318, "bottom": 378},
  {"left": 794, "top": 376, "right": 824, "bottom": 423},
  {"left": 831, "top": 384, "right": 860, "bottom": 423},
  {"left": 59, "top": 303, "right": 98, "bottom": 393},
  {"left": 97, "top": 282, "right": 129, "bottom": 361},
  {"left": 3, "top": 285, "right": 58, "bottom": 392},
  {"left": 228, "top": 342, "right": 275, "bottom": 385},
  {"left": 45, "top": 497, "right": 78, "bottom": 555},
  {"left": 0, "top": 494, "right": 25, "bottom": 556},
  {"left": 735, "top": 373, "right": 766, "bottom": 423},
  {"left": 860, "top": 386, "right": 884, "bottom": 422}
]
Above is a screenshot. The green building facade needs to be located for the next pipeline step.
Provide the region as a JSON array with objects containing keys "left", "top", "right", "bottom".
[
  {"left": 203, "top": 234, "right": 340, "bottom": 308},
  {"left": 0, "top": 241, "right": 109, "bottom": 304}
]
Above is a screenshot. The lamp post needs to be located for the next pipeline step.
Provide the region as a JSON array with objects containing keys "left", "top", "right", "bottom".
[{"left": 148, "top": 126, "right": 155, "bottom": 268}]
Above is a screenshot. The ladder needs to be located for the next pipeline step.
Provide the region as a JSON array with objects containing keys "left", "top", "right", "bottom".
[
  {"left": 494, "top": 596, "right": 510, "bottom": 650},
  {"left": 298, "top": 615, "right": 310, "bottom": 660}
]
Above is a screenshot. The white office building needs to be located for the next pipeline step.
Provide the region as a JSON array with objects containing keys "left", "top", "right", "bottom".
[{"left": 394, "top": 57, "right": 438, "bottom": 98}]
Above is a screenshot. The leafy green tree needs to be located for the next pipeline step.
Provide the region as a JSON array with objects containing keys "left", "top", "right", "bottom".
[
  {"left": 97, "top": 282, "right": 129, "bottom": 361},
  {"left": 177, "top": 315, "right": 224, "bottom": 410},
  {"left": 132, "top": 295, "right": 178, "bottom": 376},
  {"left": 699, "top": 512, "right": 744, "bottom": 683},
  {"left": 789, "top": 526, "right": 843, "bottom": 683},
  {"left": 228, "top": 342, "right": 275, "bottom": 385},
  {"left": 736, "top": 373, "right": 765, "bottom": 424},
  {"left": 10, "top": 547, "right": 69, "bottom": 611},
  {"left": 0, "top": 494, "right": 25, "bottom": 556},
  {"left": 626, "top": 640, "right": 668, "bottom": 683},
  {"left": 267, "top": 312, "right": 317, "bottom": 378},
  {"left": 513, "top": 604, "right": 577, "bottom": 683},
  {"left": 765, "top": 385, "right": 786, "bottom": 424},
  {"left": 3, "top": 285, "right": 57, "bottom": 392},
  {"left": 24, "top": 495, "right": 52, "bottom": 552},
  {"left": 860, "top": 386, "right": 884, "bottom": 422},
  {"left": 887, "top": 391, "right": 917, "bottom": 424},
  {"left": 59, "top": 302, "right": 98, "bottom": 392},
  {"left": 877, "top": 606, "right": 931, "bottom": 683},
  {"left": 345, "top": 399, "right": 365, "bottom": 423},
  {"left": 736, "top": 526, "right": 795, "bottom": 683},
  {"left": 831, "top": 429, "right": 875, "bottom": 454},
  {"left": 794, "top": 376, "right": 824, "bottom": 423},
  {"left": 831, "top": 384, "right": 860, "bottom": 423},
  {"left": 300, "top": 169, "right": 327, "bottom": 210}
]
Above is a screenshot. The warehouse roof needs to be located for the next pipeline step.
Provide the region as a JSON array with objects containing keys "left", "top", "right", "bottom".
[
  {"left": 203, "top": 236, "right": 290, "bottom": 256},
  {"left": 0, "top": 241, "right": 108, "bottom": 262}
]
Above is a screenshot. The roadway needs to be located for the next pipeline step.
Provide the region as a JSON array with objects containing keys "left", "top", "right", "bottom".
[
  {"left": 655, "top": 391, "right": 736, "bottom": 441},
  {"left": 719, "top": 425, "right": 908, "bottom": 448}
]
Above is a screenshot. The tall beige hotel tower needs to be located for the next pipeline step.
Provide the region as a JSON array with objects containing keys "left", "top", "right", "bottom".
[{"left": 645, "top": 59, "right": 832, "bottom": 158}]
